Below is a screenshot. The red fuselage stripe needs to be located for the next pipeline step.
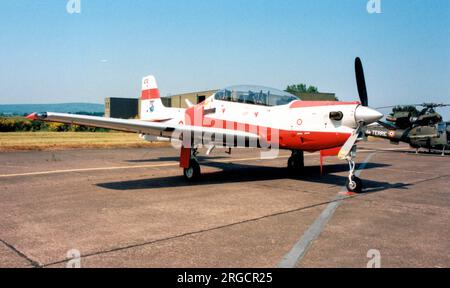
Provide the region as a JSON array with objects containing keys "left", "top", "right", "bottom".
[{"left": 200, "top": 116, "right": 351, "bottom": 151}]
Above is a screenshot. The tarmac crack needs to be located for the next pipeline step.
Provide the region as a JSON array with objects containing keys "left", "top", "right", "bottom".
[
  {"left": 40, "top": 196, "right": 356, "bottom": 268},
  {"left": 406, "top": 173, "right": 450, "bottom": 185},
  {"left": 0, "top": 239, "right": 41, "bottom": 268}
]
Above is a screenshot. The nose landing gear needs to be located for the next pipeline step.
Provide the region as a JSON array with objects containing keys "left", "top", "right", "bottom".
[{"left": 344, "top": 145, "right": 363, "bottom": 193}]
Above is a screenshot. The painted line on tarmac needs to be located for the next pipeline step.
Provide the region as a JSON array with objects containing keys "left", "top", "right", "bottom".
[
  {"left": 0, "top": 162, "right": 178, "bottom": 178},
  {"left": 379, "top": 167, "right": 436, "bottom": 176},
  {"left": 277, "top": 152, "right": 376, "bottom": 268},
  {"left": 0, "top": 155, "right": 292, "bottom": 178},
  {"left": 0, "top": 149, "right": 379, "bottom": 179}
]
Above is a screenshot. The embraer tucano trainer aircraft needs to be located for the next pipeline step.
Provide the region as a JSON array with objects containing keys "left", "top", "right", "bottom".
[{"left": 27, "top": 58, "right": 383, "bottom": 193}]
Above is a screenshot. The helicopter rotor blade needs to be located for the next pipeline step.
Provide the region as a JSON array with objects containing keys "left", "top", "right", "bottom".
[
  {"left": 375, "top": 104, "right": 422, "bottom": 110},
  {"left": 376, "top": 103, "right": 450, "bottom": 110},
  {"left": 376, "top": 120, "right": 396, "bottom": 129}
]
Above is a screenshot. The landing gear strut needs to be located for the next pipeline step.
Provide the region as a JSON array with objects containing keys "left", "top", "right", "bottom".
[
  {"left": 182, "top": 148, "right": 201, "bottom": 181},
  {"left": 344, "top": 145, "right": 363, "bottom": 193},
  {"left": 288, "top": 150, "right": 304, "bottom": 171}
]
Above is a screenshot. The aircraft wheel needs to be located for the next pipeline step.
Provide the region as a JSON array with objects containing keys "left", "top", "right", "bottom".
[
  {"left": 287, "top": 156, "right": 304, "bottom": 171},
  {"left": 346, "top": 176, "right": 363, "bottom": 193},
  {"left": 183, "top": 160, "right": 201, "bottom": 181}
]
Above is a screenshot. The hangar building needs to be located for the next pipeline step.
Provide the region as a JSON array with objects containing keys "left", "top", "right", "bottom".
[
  {"left": 163, "top": 90, "right": 336, "bottom": 108},
  {"left": 105, "top": 97, "right": 138, "bottom": 119},
  {"left": 105, "top": 90, "right": 336, "bottom": 118},
  {"left": 162, "top": 90, "right": 218, "bottom": 108}
]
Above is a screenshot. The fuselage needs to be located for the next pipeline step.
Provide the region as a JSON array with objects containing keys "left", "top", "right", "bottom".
[
  {"left": 143, "top": 85, "right": 381, "bottom": 152},
  {"left": 200, "top": 97, "right": 359, "bottom": 151}
]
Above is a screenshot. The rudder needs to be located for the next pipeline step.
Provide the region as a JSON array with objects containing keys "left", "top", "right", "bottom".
[{"left": 140, "top": 75, "right": 165, "bottom": 120}]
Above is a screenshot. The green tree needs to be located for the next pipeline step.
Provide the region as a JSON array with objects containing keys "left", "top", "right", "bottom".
[
  {"left": 285, "top": 84, "right": 319, "bottom": 95},
  {"left": 306, "top": 86, "right": 318, "bottom": 93}
]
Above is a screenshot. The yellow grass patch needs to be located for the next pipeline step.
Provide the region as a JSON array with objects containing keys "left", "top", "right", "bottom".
[{"left": 0, "top": 132, "right": 170, "bottom": 152}]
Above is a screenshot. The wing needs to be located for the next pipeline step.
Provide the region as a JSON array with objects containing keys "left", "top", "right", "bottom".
[{"left": 27, "top": 112, "right": 260, "bottom": 147}]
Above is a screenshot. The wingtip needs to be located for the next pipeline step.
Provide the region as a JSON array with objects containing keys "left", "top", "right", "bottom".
[{"left": 26, "top": 113, "right": 38, "bottom": 120}]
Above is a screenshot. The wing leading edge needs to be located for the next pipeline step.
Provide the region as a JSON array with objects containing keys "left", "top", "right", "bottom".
[{"left": 27, "top": 112, "right": 261, "bottom": 147}]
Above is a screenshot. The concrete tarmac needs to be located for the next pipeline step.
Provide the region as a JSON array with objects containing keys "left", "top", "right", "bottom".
[{"left": 0, "top": 142, "right": 448, "bottom": 268}]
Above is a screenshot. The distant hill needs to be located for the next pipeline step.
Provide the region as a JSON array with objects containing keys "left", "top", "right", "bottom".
[{"left": 0, "top": 103, "right": 104, "bottom": 116}]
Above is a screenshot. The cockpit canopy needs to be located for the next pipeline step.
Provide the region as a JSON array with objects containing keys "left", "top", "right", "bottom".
[{"left": 214, "top": 85, "right": 298, "bottom": 107}]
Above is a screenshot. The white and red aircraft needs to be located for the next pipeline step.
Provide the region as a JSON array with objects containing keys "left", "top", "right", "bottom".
[{"left": 27, "top": 58, "right": 382, "bottom": 193}]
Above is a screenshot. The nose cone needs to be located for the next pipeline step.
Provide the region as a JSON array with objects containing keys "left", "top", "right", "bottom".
[{"left": 355, "top": 106, "right": 383, "bottom": 124}]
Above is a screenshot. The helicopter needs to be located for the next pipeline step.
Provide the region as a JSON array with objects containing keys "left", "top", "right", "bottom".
[{"left": 365, "top": 103, "right": 450, "bottom": 155}]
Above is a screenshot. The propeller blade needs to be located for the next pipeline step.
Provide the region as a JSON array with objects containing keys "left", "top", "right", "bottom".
[
  {"left": 355, "top": 57, "right": 368, "bottom": 107},
  {"left": 338, "top": 128, "right": 360, "bottom": 160}
]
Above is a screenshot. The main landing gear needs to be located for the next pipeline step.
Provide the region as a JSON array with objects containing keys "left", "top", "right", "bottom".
[
  {"left": 288, "top": 150, "right": 304, "bottom": 172},
  {"left": 182, "top": 148, "right": 201, "bottom": 181},
  {"left": 344, "top": 145, "right": 363, "bottom": 193}
]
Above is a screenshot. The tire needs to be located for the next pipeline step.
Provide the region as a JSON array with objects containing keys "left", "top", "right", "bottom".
[
  {"left": 287, "top": 156, "right": 305, "bottom": 177},
  {"left": 287, "top": 156, "right": 298, "bottom": 170},
  {"left": 346, "top": 176, "right": 363, "bottom": 193},
  {"left": 183, "top": 160, "right": 201, "bottom": 181},
  {"left": 287, "top": 156, "right": 304, "bottom": 170}
]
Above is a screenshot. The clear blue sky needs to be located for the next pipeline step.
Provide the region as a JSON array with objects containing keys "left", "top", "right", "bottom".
[{"left": 0, "top": 0, "right": 449, "bottom": 117}]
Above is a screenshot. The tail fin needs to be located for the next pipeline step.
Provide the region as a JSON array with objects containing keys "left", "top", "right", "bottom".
[
  {"left": 141, "top": 75, "right": 160, "bottom": 100},
  {"left": 140, "top": 75, "right": 166, "bottom": 120}
]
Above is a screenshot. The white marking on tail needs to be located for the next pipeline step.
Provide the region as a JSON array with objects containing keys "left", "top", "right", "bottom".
[{"left": 142, "top": 75, "right": 158, "bottom": 91}]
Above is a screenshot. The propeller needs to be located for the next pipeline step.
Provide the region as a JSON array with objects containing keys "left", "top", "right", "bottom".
[
  {"left": 355, "top": 57, "right": 368, "bottom": 107},
  {"left": 339, "top": 57, "right": 383, "bottom": 160}
]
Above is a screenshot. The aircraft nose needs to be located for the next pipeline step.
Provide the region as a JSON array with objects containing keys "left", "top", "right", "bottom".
[{"left": 355, "top": 106, "right": 383, "bottom": 124}]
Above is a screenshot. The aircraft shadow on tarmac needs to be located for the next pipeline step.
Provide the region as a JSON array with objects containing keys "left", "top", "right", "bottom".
[
  {"left": 360, "top": 146, "right": 450, "bottom": 157},
  {"left": 404, "top": 151, "right": 450, "bottom": 157},
  {"left": 126, "top": 156, "right": 227, "bottom": 163},
  {"left": 97, "top": 161, "right": 410, "bottom": 193}
]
